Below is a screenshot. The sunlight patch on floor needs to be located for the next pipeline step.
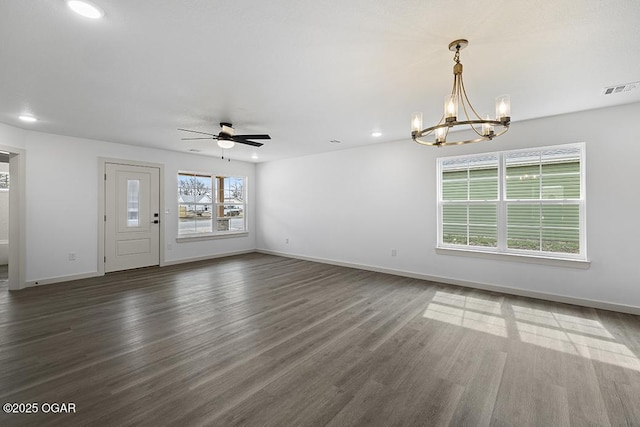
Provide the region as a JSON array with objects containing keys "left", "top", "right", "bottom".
[
  {"left": 421, "top": 292, "right": 640, "bottom": 372},
  {"left": 423, "top": 300, "right": 507, "bottom": 337},
  {"left": 514, "top": 307, "right": 640, "bottom": 372},
  {"left": 432, "top": 291, "right": 503, "bottom": 315}
]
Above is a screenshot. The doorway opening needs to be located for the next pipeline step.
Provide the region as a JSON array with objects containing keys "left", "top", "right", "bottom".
[
  {"left": 0, "top": 145, "right": 25, "bottom": 290},
  {"left": 0, "top": 153, "right": 8, "bottom": 289}
]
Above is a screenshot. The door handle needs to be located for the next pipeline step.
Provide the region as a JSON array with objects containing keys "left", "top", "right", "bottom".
[{"left": 153, "top": 220, "right": 159, "bottom": 224}]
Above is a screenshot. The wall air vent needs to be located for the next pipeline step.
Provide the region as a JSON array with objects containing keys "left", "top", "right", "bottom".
[{"left": 602, "top": 81, "right": 639, "bottom": 95}]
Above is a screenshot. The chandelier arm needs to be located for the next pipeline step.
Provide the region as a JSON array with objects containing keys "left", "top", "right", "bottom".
[
  {"left": 419, "top": 120, "right": 504, "bottom": 132},
  {"left": 457, "top": 80, "right": 484, "bottom": 138},
  {"left": 450, "top": 73, "right": 458, "bottom": 96},
  {"left": 412, "top": 120, "right": 508, "bottom": 143},
  {"left": 459, "top": 75, "right": 484, "bottom": 120},
  {"left": 492, "top": 126, "right": 510, "bottom": 138},
  {"left": 462, "top": 97, "right": 487, "bottom": 138},
  {"left": 420, "top": 113, "right": 446, "bottom": 137},
  {"left": 459, "top": 74, "right": 490, "bottom": 137}
]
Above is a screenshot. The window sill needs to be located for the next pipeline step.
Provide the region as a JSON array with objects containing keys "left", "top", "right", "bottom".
[
  {"left": 436, "top": 246, "right": 590, "bottom": 269},
  {"left": 176, "top": 231, "right": 249, "bottom": 243}
]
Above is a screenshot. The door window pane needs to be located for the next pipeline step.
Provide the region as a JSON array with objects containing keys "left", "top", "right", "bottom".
[{"left": 127, "top": 179, "right": 140, "bottom": 227}]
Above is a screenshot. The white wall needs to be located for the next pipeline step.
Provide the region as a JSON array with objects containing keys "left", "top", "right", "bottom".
[
  {"left": 256, "top": 102, "right": 640, "bottom": 312},
  {"left": 0, "top": 123, "right": 256, "bottom": 285}
]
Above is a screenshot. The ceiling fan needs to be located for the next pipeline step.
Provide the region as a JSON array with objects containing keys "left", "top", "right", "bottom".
[{"left": 178, "top": 123, "right": 270, "bottom": 149}]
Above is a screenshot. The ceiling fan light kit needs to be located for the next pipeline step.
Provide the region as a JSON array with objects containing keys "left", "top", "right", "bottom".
[
  {"left": 217, "top": 139, "right": 235, "bottom": 149},
  {"left": 66, "top": 0, "right": 105, "bottom": 19},
  {"left": 178, "top": 122, "right": 271, "bottom": 152},
  {"left": 411, "top": 39, "right": 511, "bottom": 147}
]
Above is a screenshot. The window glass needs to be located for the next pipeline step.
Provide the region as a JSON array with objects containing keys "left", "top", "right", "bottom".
[
  {"left": 0, "top": 173, "right": 9, "bottom": 190},
  {"left": 178, "top": 173, "right": 213, "bottom": 235},
  {"left": 178, "top": 173, "right": 246, "bottom": 236},
  {"left": 127, "top": 179, "right": 140, "bottom": 227}
]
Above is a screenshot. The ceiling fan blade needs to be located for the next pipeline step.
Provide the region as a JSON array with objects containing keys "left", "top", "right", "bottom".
[
  {"left": 234, "top": 134, "right": 271, "bottom": 140},
  {"left": 177, "top": 128, "right": 217, "bottom": 136},
  {"left": 181, "top": 137, "right": 218, "bottom": 140},
  {"left": 235, "top": 140, "right": 264, "bottom": 147}
]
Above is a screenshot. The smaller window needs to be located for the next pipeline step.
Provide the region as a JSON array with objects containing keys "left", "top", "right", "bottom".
[{"left": 0, "top": 172, "right": 9, "bottom": 190}]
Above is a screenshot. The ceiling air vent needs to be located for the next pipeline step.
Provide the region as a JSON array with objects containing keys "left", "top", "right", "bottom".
[{"left": 602, "top": 81, "right": 639, "bottom": 95}]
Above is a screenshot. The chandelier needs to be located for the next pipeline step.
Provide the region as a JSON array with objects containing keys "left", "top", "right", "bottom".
[{"left": 411, "top": 39, "right": 511, "bottom": 146}]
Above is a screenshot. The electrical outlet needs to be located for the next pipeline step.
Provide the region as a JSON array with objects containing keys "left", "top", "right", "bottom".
[
  {"left": 391, "top": 249, "right": 397, "bottom": 257},
  {"left": 167, "top": 243, "right": 173, "bottom": 250},
  {"left": 68, "top": 252, "right": 77, "bottom": 261},
  {"left": 285, "top": 238, "right": 289, "bottom": 244}
]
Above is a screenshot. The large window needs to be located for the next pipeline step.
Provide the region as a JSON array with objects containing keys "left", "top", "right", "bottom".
[
  {"left": 178, "top": 173, "right": 246, "bottom": 236},
  {"left": 438, "top": 143, "right": 585, "bottom": 260}
]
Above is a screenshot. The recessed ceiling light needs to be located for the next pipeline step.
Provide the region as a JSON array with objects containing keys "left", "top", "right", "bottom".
[
  {"left": 371, "top": 132, "right": 382, "bottom": 137},
  {"left": 67, "top": 0, "right": 105, "bottom": 19},
  {"left": 251, "top": 154, "right": 259, "bottom": 159},
  {"left": 19, "top": 114, "right": 37, "bottom": 122}
]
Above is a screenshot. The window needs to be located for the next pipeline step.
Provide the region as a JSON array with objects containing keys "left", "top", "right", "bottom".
[
  {"left": 178, "top": 173, "right": 246, "bottom": 236},
  {"left": 0, "top": 172, "right": 8, "bottom": 190},
  {"left": 438, "top": 143, "right": 585, "bottom": 260}
]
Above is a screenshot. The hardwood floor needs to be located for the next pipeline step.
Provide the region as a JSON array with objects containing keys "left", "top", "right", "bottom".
[{"left": 1, "top": 253, "right": 639, "bottom": 426}]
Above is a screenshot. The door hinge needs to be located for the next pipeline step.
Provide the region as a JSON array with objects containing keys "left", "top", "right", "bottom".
[
  {"left": 104, "top": 215, "right": 107, "bottom": 222},
  {"left": 104, "top": 256, "right": 106, "bottom": 263},
  {"left": 104, "top": 173, "right": 107, "bottom": 180}
]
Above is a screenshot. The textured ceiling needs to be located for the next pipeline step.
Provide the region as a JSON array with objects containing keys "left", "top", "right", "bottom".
[{"left": 1, "top": 0, "right": 639, "bottom": 162}]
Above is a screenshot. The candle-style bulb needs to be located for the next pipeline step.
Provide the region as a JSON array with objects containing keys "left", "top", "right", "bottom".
[
  {"left": 411, "top": 112, "right": 423, "bottom": 133},
  {"left": 495, "top": 95, "right": 511, "bottom": 121},
  {"left": 444, "top": 95, "right": 457, "bottom": 121},
  {"left": 482, "top": 114, "right": 494, "bottom": 137}
]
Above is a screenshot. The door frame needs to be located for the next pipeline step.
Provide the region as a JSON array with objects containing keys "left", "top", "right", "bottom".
[
  {"left": 98, "top": 158, "right": 165, "bottom": 275},
  {"left": 0, "top": 144, "right": 26, "bottom": 290}
]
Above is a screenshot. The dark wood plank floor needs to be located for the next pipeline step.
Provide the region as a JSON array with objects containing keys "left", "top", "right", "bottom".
[{"left": 1, "top": 253, "right": 639, "bottom": 426}]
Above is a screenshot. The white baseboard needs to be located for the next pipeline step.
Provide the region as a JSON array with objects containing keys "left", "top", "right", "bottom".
[
  {"left": 256, "top": 249, "right": 640, "bottom": 316},
  {"left": 162, "top": 249, "right": 255, "bottom": 266},
  {"left": 26, "top": 271, "right": 103, "bottom": 288},
  {"left": 21, "top": 249, "right": 640, "bottom": 316},
  {"left": 23, "top": 250, "right": 255, "bottom": 289}
]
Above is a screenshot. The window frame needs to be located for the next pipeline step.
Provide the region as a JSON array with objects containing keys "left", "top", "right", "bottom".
[
  {"left": 437, "top": 143, "right": 587, "bottom": 263},
  {"left": 177, "top": 172, "right": 248, "bottom": 240}
]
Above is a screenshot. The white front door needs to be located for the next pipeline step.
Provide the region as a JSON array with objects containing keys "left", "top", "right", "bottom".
[{"left": 105, "top": 163, "right": 160, "bottom": 272}]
